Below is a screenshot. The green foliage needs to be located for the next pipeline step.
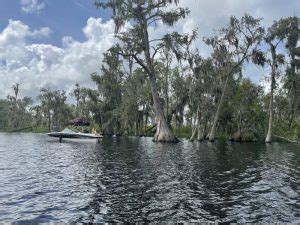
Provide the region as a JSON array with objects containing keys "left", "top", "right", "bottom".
[
  {"left": 173, "top": 126, "right": 192, "bottom": 139},
  {"left": 0, "top": 99, "right": 10, "bottom": 131},
  {"left": 5, "top": 84, "right": 33, "bottom": 131},
  {"left": 95, "top": 0, "right": 189, "bottom": 32},
  {"left": 38, "top": 88, "right": 73, "bottom": 131},
  {"left": 144, "top": 125, "right": 156, "bottom": 137},
  {"left": 0, "top": 12, "right": 298, "bottom": 144},
  {"left": 89, "top": 50, "right": 123, "bottom": 134},
  {"left": 32, "top": 126, "right": 49, "bottom": 133}
]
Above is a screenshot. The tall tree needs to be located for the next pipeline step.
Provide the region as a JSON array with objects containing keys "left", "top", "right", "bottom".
[
  {"left": 281, "top": 17, "right": 299, "bottom": 139},
  {"left": 6, "top": 84, "right": 33, "bottom": 131},
  {"left": 204, "top": 14, "right": 264, "bottom": 141},
  {"left": 170, "top": 66, "right": 190, "bottom": 129},
  {"left": 7, "top": 83, "right": 20, "bottom": 130},
  {"left": 71, "top": 83, "right": 81, "bottom": 116},
  {"left": 91, "top": 50, "right": 123, "bottom": 135},
  {"left": 156, "top": 47, "right": 173, "bottom": 119},
  {"left": 189, "top": 58, "right": 216, "bottom": 141},
  {"left": 162, "top": 30, "right": 213, "bottom": 140},
  {"left": 230, "top": 79, "right": 265, "bottom": 141},
  {"left": 0, "top": 100, "right": 10, "bottom": 130},
  {"left": 264, "top": 19, "right": 289, "bottom": 143},
  {"left": 95, "top": 0, "right": 189, "bottom": 142},
  {"left": 38, "top": 88, "right": 53, "bottom": 131}
]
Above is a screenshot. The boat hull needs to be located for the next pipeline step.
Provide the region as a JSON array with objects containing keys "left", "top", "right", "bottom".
[{"left": 47, "top": 132, "right": 103, "bottom": 139}]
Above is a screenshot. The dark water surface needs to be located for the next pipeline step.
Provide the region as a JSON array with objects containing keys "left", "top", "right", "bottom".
[{"left": 0, "top": 133, "right": 299, "bottom": 223}]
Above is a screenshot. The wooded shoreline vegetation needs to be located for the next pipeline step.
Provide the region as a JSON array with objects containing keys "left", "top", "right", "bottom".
[{"left": 0, "top": 1, "right": 299, "bottom": 143}]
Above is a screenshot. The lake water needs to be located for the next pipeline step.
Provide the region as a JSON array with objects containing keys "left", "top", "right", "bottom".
[{"left": 0, "top": 133, "right": 299, "bottom": 223}]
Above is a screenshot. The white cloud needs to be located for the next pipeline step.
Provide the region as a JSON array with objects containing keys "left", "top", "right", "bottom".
[
  {"left": 0, "top": 18, "right": 115, "bottom": 99},
  {"left": 1, "top": 0, "right": 299, "bottom": 99},
  {"left": 0, "top": 20, "right": 52, "bottom": 71},
  {"left": 29, "top": 27, "right": 52, "bottom": 38},
  {"left": 175, "top": 0, "right": 299, "bottom": 54},
  {"left": 20, "top": 0, "right": 46, "bottom": 14},
  {"left": 153, "top": 0, "right": 299, "bottom": 86}
]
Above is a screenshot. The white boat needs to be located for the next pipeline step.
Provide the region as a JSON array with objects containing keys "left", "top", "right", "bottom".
[{"left": 47, "top": 128, "right": 103, "bottom": 141}]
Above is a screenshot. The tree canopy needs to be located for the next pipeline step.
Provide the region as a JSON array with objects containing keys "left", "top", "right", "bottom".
[{"left": 0, "top": 6, "right": 298, "bottom": 143}]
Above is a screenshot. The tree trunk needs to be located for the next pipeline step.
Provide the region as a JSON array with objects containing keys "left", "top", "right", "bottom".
[
  {"left": 265, "top": 46, "right": 276, "bottom": 143},
  {"left": 265, "top": 85, "right": 274, "bottom": 143},
  {"left": 144, "top": 112, "right": 148, "bottom": 133},
  {"left": 135, "top": 121, "right": 138, "bottom": 136},
  {"left": 292, "top": 73, "right": 299, "bottom": 139},
  {"left": 197, "top": 110, "right": 204, "bottom": 141},
  {"left": 178, "top": 108, "right": 184, "bottom": 128},
  {"left": 150, "top": 75, "right": 178, "bottom": 142},
  {"left": 289, "top": 49, "right": 298, "bottom": 126},
  {"left": 208, "top": 75, "right": 230, "bottom": 141},
  {"left": 166, "top": 91, "right": 169, "bottom": 121},
  {"left": 165, "top": 59, "right": 169, "bottom": 120},
  {"left": 190, "top": 126, "right": 197, "bottom": 141},
  {"left": 140, "top": 111, "right": 144, "bottom": 136},
  {"left": 189, "top": 113, "right": 198, "bottom": 141},
  {"left": 141, "top": 17, "right": 177, "bottom": 143},
  {"left": 197, "top": 124, "right": 204, "bottom": 141},
  {"left": 48, "top": 111, "right": 51, "bottom": 132}
]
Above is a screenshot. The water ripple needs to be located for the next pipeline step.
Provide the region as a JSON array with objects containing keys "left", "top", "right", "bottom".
[{"left": 0, "top": 134, "right": 299, "bottom": 223}]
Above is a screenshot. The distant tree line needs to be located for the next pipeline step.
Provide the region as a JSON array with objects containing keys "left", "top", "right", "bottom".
[{"left": 0, "top": 1, "right": 299, "bottom": 143}]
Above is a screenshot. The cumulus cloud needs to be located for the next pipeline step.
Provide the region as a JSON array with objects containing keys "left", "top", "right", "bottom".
[
  {"left": 173, "top": 0, "right": 299, "bottom": 90},
  {"left": 29, "top": 27, "right": 52, "bottom": 38},
  {"left": 20, "top": 0, "right": 46, "bottom": 13},
  {"left": 148, "top": 0, "right": 299, "bottom": 60},
  {"left": 0, "top": 20, "right": 52, "bottom": 71},
  {"left": 1, "top": 0, "right": 298, "bottom": 98},
  {"left": 176, "top": 0, "right": 299, "bottom": 54},
  {"left": 0, "top": 18, "right": 115, "bottom": 99}
]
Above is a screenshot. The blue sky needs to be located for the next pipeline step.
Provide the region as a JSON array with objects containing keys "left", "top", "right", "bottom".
[
  {"left": 0, "top": 0, "right": 299, "bottom": 99},
  {"left": 0, "top": 0, "right": 110, "bottom": 46}
]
